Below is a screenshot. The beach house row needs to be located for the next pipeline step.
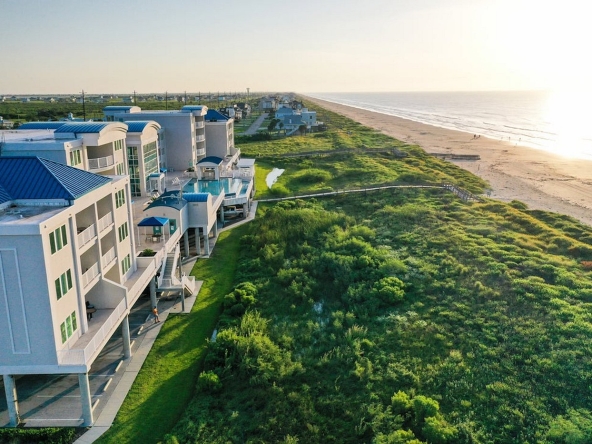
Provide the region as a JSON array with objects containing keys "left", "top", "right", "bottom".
[{"left": 0, "top": 114, "right": 254, "bottom": 426}]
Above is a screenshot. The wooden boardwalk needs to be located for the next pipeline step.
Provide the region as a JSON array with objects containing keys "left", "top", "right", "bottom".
[{"left": 259, "top": 183, "right": 483, "bottom": 204}]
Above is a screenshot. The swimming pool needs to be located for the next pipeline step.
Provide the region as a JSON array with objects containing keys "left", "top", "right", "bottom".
[{"left": 183, "top": 178, "right": 244, "bottom": 196}]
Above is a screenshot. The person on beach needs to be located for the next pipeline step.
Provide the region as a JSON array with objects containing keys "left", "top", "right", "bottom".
[{"left": 152, "top": 306, "right": 160, "bottom": 323}]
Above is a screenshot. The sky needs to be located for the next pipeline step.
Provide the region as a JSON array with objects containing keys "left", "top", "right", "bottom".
[{"left": 1, "top": 0, "right": 590, "bottom": 94}]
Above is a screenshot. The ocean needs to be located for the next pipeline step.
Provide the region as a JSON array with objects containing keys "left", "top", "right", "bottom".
[{"left": 307, "top": 91, "right": 592, "bottom": 160}]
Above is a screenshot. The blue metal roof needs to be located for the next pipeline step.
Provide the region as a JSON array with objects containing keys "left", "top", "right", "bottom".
[
  {"left": 183, "top": 193, "right": 209, "bottom": 202},
  {"left": 205, "top": 109, "right": 229, "bottom": 121},
  {"left": 144, "top": 191, "right": 186, "bottom": 211},
  {"left": 0, "top": 184, "right": 11, "bottom": 205},
  {"left": 18, "top": 122, "right": 67, "bottom": 130},
  {"left": 138, "top": 216, "right": 169, "bottom": 227},
  {"left": 54, "top": 122, "right": 113, "bottom": 134},
  {"left": 124, "top": 121, "right": 155, "bottom": 133},
  {"left": 197, "top": 156, "right": 223, "bottom": 165},
  {"left": 182, "top": 105, "right": 206, "bottom": 112},
  {"left": 0, "top": 157, "right": 111, "bottom": 202},
  {"left": 103, "top": 106, "right": 136, "bottom": 111}
]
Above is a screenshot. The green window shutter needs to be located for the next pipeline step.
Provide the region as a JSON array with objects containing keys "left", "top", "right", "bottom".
[
  {"left": 61, "top": 225, "right": 67, "bottom": 247},
  {"left": 60, "top": 323, "right": 67, "bottom": 343},
  {"left": 66, "top": 316, "right": 72, "bottom": 337},
  {"left": 71, "top": 311, "right": 77, "bottom": 331},
  {"left": 50, "top": 232, "right": 56, "bottom": 254},
  {"left": 66, "top": 269, "right": 72, "bottom": 290},
  {"left": 55, "top": 278, "right": 62, "bottom": 300}
]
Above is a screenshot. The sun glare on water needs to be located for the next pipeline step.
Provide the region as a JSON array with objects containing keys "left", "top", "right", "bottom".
[{"left": 543, "top": 90, "right": 592, "bottom": 159}]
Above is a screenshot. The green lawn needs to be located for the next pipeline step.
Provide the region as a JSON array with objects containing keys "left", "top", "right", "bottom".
[{"left": 95, "top": 225, "right": 249, "bottom": 444}]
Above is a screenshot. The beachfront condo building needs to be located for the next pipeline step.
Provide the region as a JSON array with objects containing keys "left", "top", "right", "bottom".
[
  {"left": 204, "top": 109, "right": 237, "bottom": 160},
  {"left": 4, "top": 121, "right": 164, "bottom": 198},
  {"left": 103, "top": 105, "right": 208, "bottom": 173},
  {"left": 0, "top": 157, "right": 164, "bottom": 426}
]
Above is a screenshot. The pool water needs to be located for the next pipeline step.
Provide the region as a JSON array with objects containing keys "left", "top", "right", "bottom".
[{"left": 183, "top": 178, "right": 245, "bottom": 196}]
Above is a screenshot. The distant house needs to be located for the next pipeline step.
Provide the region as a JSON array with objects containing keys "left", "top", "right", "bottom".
[
  {"left": 236, "top": 102, "right": 251, "bottom": 119},
  {"left": 0, "top": 117, "right": 14, "bottom": 129},
  {"left": 259, "top": 97, "right": 278, "bottom": 112}
]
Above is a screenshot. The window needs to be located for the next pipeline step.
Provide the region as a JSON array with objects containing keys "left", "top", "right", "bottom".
[
  {"left": 116, "top": 163, "right": 125, "bottom": 175},
  {"left": 55, "top": 269, "right": 73, "bottom": 300},
  {"left": 118, "top": 222, "right": 129, "bottom": 242},
  {"left": 49, "top": 225, "right": 68, "bottom": 254},
  {"left": 60, "top": 311, "right": 78, "bottom": 344},
  {"left": 69, "top": 150, "right": 82, "bottom": 166},
  {"left": 115, "top": 189, "right": 126, "bottom": 208},
  {"left": 121, "top": 254, "right": 131, "bottom": 275},
  {"left": 127, "top": 146, "right": 140, "bottom": 196},
  {"left": 114, "top": 139, "right": 124, "bottom": 151}
]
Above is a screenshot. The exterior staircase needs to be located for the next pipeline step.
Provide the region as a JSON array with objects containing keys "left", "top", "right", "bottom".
[{"left": 157, "top": 243, "right": 196, "bottom": 296}]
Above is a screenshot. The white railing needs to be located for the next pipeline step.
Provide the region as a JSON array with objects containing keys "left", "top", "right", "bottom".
[
  {"left": 195, "top": 121, "right": 204, "bottom": 128},
  {"left": 82, "top": 262, "right": 100, "bottom": 288},
  {"left": 98, "top": 212, "right": 113, "bottom": 232},
  {"left": 224, "top": 196, "right": 247, "bottom": 206},
  {"left": 195, "top": 134, "right": 205, "bottom": 142},
  {"left": 77, "top": 224, "right": 96, "bottom": 248},
  {"left": 102, "top": 247, "right": 116, "bottom": 268},
  {"left": 57, "top": 298, "right": 127, "bottom": 366},
  {"left": 88, "top": 155, "right": 114, "bottom": 170},
  {"left": 196, "top": 147, "right": 206, "bottom": 156},
  {"left": 182, "top": 275, "right": 196, "bottom": 294}
]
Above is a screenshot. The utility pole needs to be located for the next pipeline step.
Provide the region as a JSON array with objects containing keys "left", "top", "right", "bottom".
[
  {"left": 81, "top": 90, "right": 86, "bottom": 121},
  {"left": 165, "top": 91, "right": 168, "bottom": 110},
  {"left": 184, "top": 90, "right": 187, "bottom": 104},
  {"left": 133, "top": 90, "right": 137, "bottom": 105}
]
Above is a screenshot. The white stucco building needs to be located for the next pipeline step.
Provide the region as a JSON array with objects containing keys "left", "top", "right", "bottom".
[
  {"left": 103, "top": 105, "right": 207, "bottom": 173},
  {"left": 0, "top": 157, "right": 164, "bottom": 426}
]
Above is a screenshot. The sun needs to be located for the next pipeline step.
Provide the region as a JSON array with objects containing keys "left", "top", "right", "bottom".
[{"left": 491, "top": 1, "right": 592, "bottom": 92}]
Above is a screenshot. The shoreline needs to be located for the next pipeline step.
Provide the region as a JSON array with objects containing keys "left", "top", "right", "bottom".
[{"left": 304, "top": 96, "right": 592, "bottom": 227}]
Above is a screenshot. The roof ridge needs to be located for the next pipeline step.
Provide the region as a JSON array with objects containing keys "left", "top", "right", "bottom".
[{"left": 37, "top": 158, "right": 77, "bottom": 200}]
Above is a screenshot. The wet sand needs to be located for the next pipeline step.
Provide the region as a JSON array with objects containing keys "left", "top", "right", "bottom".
[{"left": 305, "top": 96, "right": 592, "bottom": 226}]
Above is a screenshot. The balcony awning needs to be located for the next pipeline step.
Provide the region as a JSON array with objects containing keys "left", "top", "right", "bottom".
[{"left": 138, "top": 216, "right": 169, "bottom": 227}]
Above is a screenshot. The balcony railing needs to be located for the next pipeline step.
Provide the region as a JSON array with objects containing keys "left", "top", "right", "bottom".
[
  {"left": 82, "top": 262, "right": 99, "bottom": 288},
  {"left": 195, "top": 121, "right": 204, "bottom": 128},
  {"left": 77, "top": 224, "right": 96, "bottom": 248},
  {"left": 98, "top": 212, "right": 113, "bottom": 233},
  {"left": 101, "top": 247, "right": 116, "bottom": 269},
  {"left": 88, "top": 155, "right": 114, "bottom": 170},
  {"left": 57, "top": 298, "right": 127, "bottom": 366},
  {"left": 195, "top": 135, "right": 205, "bottom": 143},
  {"left": 196, "top": 147, "right": 206, "bottom": 156}
]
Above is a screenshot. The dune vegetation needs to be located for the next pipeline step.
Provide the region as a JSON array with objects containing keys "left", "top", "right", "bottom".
[{"left": 156, "top": 103, "right": 592, "bottom": 443}]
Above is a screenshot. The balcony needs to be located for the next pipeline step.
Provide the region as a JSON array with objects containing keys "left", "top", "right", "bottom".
[
  {"left": 195, "top": 134, "right": 205, "bottom": 143},
  {"left": 57, "top": 298, "right": 127, "bottom": 366},
  {"left": 195, "top": 121, "right": 204, "bottom": 128},
  {"left": 98, "top": 212, "right": 114, "bottom": 233},
  {"left": 77, "top": 224, "right": 96, "bottom": 248},
  {"left": 82, "top": 262, "right": 99, "bottom": 288},
  {"left": 196, "top": 147, "right": 206, "bottom": 156},
  {"left": 101, "top": 247, "right": 116, "bottom": 269},
  {"left": 88, "top": 155, "right": 114, "bottom": 171}
]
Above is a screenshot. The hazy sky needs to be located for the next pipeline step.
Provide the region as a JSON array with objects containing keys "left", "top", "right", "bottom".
[{"left": 1, "top": 0, "right": 589, "bottom": 94}]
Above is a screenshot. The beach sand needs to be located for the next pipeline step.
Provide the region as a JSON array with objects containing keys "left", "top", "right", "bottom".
[{"left": 305, "top": 96, "right": 592, "bottom": 227}]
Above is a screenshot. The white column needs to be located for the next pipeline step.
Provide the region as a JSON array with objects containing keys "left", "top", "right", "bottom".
[
  {"left": 243, "top": 203, "right": 248, "bottom": 218},
  {"left": 3, "top": 375, "right": 20, "bottom": 426},
  {"left": 195, "top": 228, "right": 201, "bottom": 255},
  {"left": 150, "top": 278, "right": 157, "bottom": 308},
  {"left": 122, "top": 315, "right": 131, "bottom": 359},
  {"left": 78, "top": 373, "right": 94, "bottom": 426},
  {"left": 183, "top": 231, "right": 190, "bottom": 257},
  {"left": 213, "top": 221, "right": 218, "bottom": 237}
]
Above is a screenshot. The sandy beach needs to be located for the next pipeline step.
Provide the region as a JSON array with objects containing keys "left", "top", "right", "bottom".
[{"left": 305, "top": 96, "right": 592, "bottom": 227}]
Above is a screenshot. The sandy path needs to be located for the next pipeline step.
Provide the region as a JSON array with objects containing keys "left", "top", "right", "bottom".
[{"left": 304, "top": 96, "right": 592, "bottom": 227}]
